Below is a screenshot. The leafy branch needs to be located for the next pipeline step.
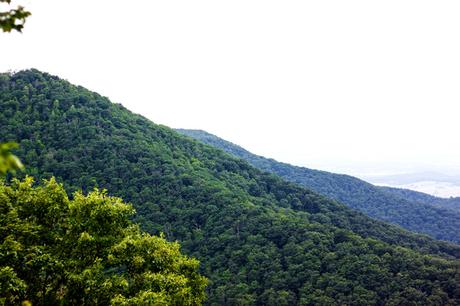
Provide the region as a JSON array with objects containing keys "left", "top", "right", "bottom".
[
  {"left": 0, "top": 0, "right": 31, "bottom": 32},
  {"left": 0, "top": 142, "right": 23, "bottom": 176}
]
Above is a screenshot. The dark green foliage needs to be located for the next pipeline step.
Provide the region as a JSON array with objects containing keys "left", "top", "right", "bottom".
[
  {"left": 177, "top": 129, "right": 460, "bottom": 244},
  {"left": 1, "top": 69, "right": 460, "bottom": 305}
]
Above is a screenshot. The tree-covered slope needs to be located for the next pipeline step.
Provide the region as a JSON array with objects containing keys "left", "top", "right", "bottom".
[
  {"left": 381, "top": 186, "right": 460, "bottom": 213},
  {"left": 1, "top": 70, "right": 460, "bottom": 305},
  {"left": 177, "top": 129, "right": 460, "bottom": 244}
]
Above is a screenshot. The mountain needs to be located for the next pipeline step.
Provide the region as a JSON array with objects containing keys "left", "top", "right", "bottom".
[
  {"left": 176, "top": 129, "right": 460, "bottom": 244},
  {"left": 1, "top": 70, "right": 460, "bottom": 305},
  {"left": 382, "top": 186, "right": 460, "bottom": 213}
]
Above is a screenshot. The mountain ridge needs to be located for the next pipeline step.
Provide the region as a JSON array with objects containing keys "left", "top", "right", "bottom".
[{"left": 176, "top": 128, "right": 460, "bottom": 244}]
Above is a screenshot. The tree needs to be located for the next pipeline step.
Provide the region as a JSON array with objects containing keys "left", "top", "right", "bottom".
[
  {"left": 0, "top": 177, "right": 207, "bottom": 305},
  {"left": 0, "top": 0, "right": 30, "bottom": 32}
]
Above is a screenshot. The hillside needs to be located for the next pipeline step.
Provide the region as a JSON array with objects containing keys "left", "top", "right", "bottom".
[
  {"left": 1, "top": 70, "right": 460, "bottom": 305},
  {"left": 177, "top": 129, "right": 460, "bottom": 244}
]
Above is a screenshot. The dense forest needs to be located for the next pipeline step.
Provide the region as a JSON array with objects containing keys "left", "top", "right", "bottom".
[
  {"left": 177, "top": 129, "right": 460, "bottom": 244},
  {"left": 1, "top": 70, "right": 460, "bottom": 305}
]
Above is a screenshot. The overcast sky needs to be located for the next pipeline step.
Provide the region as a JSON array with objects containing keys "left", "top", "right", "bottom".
[{"left": 2, "top": 0, "right": 460, "bottom": 176}]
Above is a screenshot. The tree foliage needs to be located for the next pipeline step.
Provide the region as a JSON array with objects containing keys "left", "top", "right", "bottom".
[
  {"left": 0, "top": 142, "right": 23, "bottom": 176},
  {"left": 0, "top": 177, "right": 207, "bottom": 305},
  {"left": 1, "top": 69, "right": 460, "bottom": 305},
  {"left": 0, "top": 0, "right": 30, "bottom": 33}
]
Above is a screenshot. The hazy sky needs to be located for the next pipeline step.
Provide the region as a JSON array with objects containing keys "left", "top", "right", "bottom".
[{"left": 2, "top": 0, "right": 460, "bottom": 175}]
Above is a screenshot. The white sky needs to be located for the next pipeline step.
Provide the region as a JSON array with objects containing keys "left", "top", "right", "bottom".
[{"left": 2, "top": 0, "right": 460, "bottom": 176}]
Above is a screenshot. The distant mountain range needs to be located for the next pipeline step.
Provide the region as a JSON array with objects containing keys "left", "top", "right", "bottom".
[{"left": 177, "top": 129, "right": 460, "bottom": 243}]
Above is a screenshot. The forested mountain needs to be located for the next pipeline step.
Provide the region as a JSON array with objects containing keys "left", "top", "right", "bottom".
[
  {"left": 177, "top": 129, "right": 460, "bottom": 244},
  {"left": 381, "top": 186, "right": 460, "bottom": 213},
  {"left": 1, "top": 70, "right": 460, "bottom": 305}
]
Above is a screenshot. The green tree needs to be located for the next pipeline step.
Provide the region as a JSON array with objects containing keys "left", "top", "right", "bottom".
[
  {"left": 0, "top": 0, "right": 30, "bottom": 32},
  {"left": 0, "top": 177, "right": 207, "bottom": 305},
  {"left": 0, "top": 142, "right": 23, "bottom": 176}
]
